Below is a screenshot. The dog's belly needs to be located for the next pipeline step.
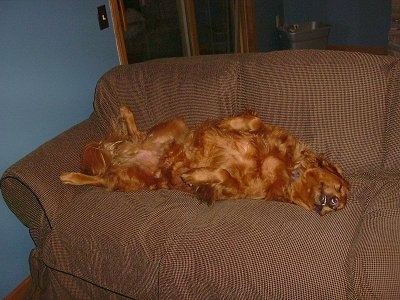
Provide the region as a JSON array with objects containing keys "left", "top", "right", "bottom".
[{"left": 179, "top": 126, "right": 288, "bottom": 200}]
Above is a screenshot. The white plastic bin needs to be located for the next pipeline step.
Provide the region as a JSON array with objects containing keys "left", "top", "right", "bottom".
[{"left": 278, "top": 21, "right": 331, "bottom": 49}]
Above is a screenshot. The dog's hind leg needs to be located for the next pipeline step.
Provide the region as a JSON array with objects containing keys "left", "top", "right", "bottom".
[
  {"left": 60, "top": 172, "right": 106, "bottom": 188},
  {"left": 120, "top": 106, "right": 141, "bottom": 137}
]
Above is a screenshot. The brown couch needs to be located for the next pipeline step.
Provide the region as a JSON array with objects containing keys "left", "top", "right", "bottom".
[{"left": 2, "top": 50, "right": 400, "bottom": 299}]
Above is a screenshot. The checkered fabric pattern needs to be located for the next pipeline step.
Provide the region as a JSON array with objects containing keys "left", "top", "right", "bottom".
[{"left": 1, "top": 50, "right": 400, "bottom": 299}]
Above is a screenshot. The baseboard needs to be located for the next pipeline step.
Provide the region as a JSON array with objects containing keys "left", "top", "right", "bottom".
[
  {"left": 5, "top": 276, "right": 32, "bottom": 300},
  {"left": 327, "top": 45, "right": 387, "bottom": 55}
]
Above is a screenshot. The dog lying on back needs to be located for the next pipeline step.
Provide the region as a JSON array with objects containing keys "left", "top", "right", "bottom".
[{"left": 60, "top": 106, "right": 350, "bottom": 215}]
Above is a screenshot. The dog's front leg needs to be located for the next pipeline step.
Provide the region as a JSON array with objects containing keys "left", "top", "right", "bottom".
[
  {"left": 181, "top": 168, "right": 239, "bottom": 203},
  {"left": 218, "top": 114, "right": 263, "bottom": 132}
]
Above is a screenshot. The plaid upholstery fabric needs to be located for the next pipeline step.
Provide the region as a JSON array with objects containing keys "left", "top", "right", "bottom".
[
  {"left": 238, "top": 51, "right": 395, "bottom": 174},
  {"left": 42, "top": 189, "right": 205, "bottom": 299},
  {"left": 384, "top": 61, "right": 400, "bottom": 172},
  {"left": 346, "top": 177, "right": 400, "bottom": 299},
  {"left": 158, "top": 200, "right": 362, "bottom": 299},
  {"left": 41, "top": 187, "right": 362, "bottom": 299},
  {"left": 93, "top": 55, "right": 241, "bottom": 131},
  {"left": 1, "top": 50, "right": 400, "bottom": 299}
]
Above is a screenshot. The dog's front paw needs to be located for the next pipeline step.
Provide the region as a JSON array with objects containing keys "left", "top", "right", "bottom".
[
  {"left": 180, "top": 173, "right": 212, "bottom": 204},
  {"left": 180, "top": 173, "right": 194, "bottom": 186},
  {"left": 181, "top": 168, "right": 216, "bottom": 186}
]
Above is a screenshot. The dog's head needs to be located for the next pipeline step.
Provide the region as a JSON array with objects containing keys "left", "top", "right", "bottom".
[{"left": 290, "top": 156, "right": 350, "bottom": 216}]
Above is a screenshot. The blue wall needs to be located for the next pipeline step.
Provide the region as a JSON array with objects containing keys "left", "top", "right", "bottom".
[
  {"left": 0, "top": 1, "right": 119, "bottom": 296},
  {"left": 255, "top": 0, "right": 284, "bottom": 51},
  {"left": 283, "top": 0, "right": 391, "bottom": 47}
]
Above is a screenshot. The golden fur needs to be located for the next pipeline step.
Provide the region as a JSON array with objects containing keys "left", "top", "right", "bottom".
[{"left": 60, "top": 106, "right": 350, "bottom": 215}]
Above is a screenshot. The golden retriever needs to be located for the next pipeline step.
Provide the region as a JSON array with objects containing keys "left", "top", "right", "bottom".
[{"left": 60, "top": 106, "right": 349, "bottom": 215}]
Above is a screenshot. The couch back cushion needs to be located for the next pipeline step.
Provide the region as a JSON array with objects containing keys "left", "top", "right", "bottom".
[
  {"left": 93, "top": 50, "right": 399, "bottom": 175},
  {"left": 384, "top": 61, "right": 400, "bottom": 173},
  {"left": 93, "top": 54, "right": 241, "bottom": 131},
  {"left": 238, "top": 51, "right": 397, "bottom": 175}
]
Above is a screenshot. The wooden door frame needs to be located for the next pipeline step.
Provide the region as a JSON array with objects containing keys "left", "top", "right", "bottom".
[
  {"left": 109, "top": 0, "right": 128, "bottom": 64},
  {"left": 109, "top": 0, "right": 256, "bottom": 64},
  {"left": 235, "top": 0, "right": 257, "bottom": 53},
  {"left": 177, "top": 0, "right": 200, "bottom": 56}
]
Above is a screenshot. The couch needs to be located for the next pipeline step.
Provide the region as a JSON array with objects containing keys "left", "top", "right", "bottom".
[{"left": 1, "top": 50, "right": 400, "bottom": 299}]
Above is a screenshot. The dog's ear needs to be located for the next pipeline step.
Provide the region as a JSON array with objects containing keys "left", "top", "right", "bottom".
[
  {"left": 80, "top": 141, "right": 110, "bottom": 176},
  {"left": 329, "top": 162, "right": 345, "bottom": 177},
  {"left": 317, "top": 155, "right": 345, "bottom": 178}
]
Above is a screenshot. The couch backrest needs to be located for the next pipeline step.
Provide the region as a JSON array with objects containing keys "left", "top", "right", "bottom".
[{"left": 93, "top": 50, "right": 400, "bottom": 175}]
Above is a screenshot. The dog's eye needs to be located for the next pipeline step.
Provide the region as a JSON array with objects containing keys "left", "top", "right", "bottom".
[
  {"left": 328, "top": 196, "right": 339, "bottom": 209},
  {"left": 320, "top": 194, "right": 327, "bottom": 206}
]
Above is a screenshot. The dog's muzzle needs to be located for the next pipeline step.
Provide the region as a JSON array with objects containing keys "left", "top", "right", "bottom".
[
  {"left": 315, "top": 194, "right": 340, "bottom": 215},
  {"left": 320, "top": 194, "right": 339, "bottom": 210}
]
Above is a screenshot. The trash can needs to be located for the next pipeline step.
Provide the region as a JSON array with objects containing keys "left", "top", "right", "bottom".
[{"left": 278, "top": 21, "right": 331, "bottom": 50}]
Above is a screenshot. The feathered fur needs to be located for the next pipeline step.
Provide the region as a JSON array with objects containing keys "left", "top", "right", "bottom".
[{"left": 61, "top": 106, "right": 349, "bottom": 215}]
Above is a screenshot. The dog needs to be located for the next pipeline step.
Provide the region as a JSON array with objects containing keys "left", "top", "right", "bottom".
[{"left": 60, "top": 106, "right": 350, "bottom": 215}]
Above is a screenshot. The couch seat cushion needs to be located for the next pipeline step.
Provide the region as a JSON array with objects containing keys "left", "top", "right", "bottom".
[
  {"left": 158, "top": 193, "right": 363, "bottom": 299},
  {"left": 42, "top": 182, "right": 364, "bottom": 299}
]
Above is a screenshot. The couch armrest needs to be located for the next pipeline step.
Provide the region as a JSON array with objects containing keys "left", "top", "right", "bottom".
[
  {"left": 0, "top": 115, "right": 105, "bottom": 241},
  {"left": 346, "top": 176, "right": 400, "bottom": 298}
]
